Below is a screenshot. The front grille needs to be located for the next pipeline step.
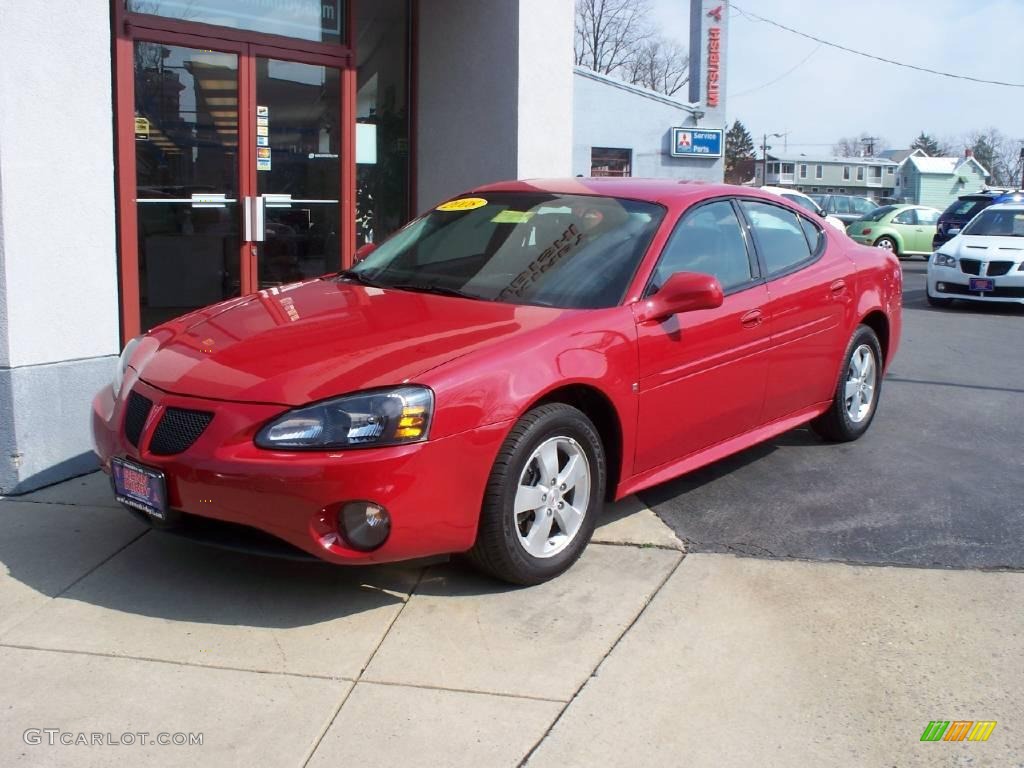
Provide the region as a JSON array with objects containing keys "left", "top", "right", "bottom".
[
  {"left": 148, "top": 408, "right": 214, "bottom": 456},
  {"left": 938, "top": 283, "right": 1024, "bottom": 299},
  {"left": 986, "top": 261, "right": 1014, "bottom": 277},
  {"left": 123, "top": 391, "right": 153, "bottom": 447},
  {"left": 959, "top": 258, "right": 982, "bottom": 275}
]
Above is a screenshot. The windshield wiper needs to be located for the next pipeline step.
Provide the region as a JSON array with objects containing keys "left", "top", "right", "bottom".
[
  {"left": 386, "top": 282, "right": 490, "bottom": 301},
  {"left": 336, "top": 269, "right": 386, "bottom": 288}
]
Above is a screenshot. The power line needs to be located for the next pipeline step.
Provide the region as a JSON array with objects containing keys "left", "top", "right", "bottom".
[
  {"left": 729, "top": 44, "right": 821, "bottom": 99},
  {"left": 731, "top": 3, "right": 1024, "bottom": 88}
]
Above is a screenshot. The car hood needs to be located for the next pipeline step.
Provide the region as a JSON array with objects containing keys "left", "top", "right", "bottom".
[
  {"left": 135, "top": 278, "right": 567, "bottom": 405},
  {"left": 942, "top": 235, "right": 1024, "bottom": 259}
]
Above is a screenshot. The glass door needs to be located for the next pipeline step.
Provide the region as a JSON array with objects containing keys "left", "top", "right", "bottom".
[
  {"left": 128, "top": 37, "right": 350, "bottom": 334},
  {"left": 134, "top": 43, "right": 243, "bottom": 330},
  {"left": 251, "top": 58, "right": 342, "bottom": 288}
]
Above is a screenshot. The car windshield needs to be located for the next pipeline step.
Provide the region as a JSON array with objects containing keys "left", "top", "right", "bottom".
[
  {"left": 782, "top": 194, "right": 821, "bottom": 215},
  {"left": 962, "top": 209, "right": 1024, "bottom": 237},
  {"left": 864, "top": 205, "right": 897, "bottom": 222},
  {"left": 345, "top": 193, "right": 665, "bottom": 309},
  {"left": 944, "top": 198, "right": 989, "bottom": 219}
]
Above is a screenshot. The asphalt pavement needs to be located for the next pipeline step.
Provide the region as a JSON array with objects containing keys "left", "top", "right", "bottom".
[{"left": 640, "top": 260, "right": 1024, "bottom": 570}]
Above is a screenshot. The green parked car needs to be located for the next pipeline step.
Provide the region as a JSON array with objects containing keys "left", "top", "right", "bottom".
[{"left": 846, "top": 204, "right": 941, "bottom": 259}]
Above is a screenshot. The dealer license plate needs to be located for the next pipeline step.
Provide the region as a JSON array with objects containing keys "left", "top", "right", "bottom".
[
  {"left": 111, "top": 458, "right": 167, "bottom": 520},
  {"left": 969, "top": 277, "right": 995, "bottom": 292}
]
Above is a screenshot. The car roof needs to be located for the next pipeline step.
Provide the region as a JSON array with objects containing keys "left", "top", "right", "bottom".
[
  {"left": 760, "top": 185, "right": 810, "bottom": 198},
  {"left": 983, "top": 202, "right": 1024, "bottom": 212},
  {"left": 468, "top": 178, "right": 780, "bottom": 207}
]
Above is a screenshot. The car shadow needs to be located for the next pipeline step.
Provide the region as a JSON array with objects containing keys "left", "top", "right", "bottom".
[
  {"left": 638, "top": 427, "right": 821, "bottom": 509},
  {"left": 0, "top": 495, "right": 424, "bottom": 629}
]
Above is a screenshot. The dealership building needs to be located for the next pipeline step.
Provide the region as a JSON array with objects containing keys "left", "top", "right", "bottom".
[{"left": 0, "top": 0, "right": 728, "bottom": 493}]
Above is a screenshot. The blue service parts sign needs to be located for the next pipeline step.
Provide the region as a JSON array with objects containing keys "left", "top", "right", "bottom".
[{"left": 671, "top": 127, "right": 723, "bottom": 158}]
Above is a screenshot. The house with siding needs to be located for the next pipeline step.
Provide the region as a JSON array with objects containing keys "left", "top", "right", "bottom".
[
  {"left": 755, "top": 153, "right": 899, "bottom": 199},
  {"left": 897, "top": 154, "right": 989, "bottom": 209}
]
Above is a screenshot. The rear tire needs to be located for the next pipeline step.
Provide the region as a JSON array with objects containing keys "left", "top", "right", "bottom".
[
  {"left": 468, "top": 404, "right": 605, "bottom": 586},
  {"left": 811, "top": 326, "right": 883, "bottom": 443},
  {"left": 874, "top": 236, "right": 899, "bottom": 257}
]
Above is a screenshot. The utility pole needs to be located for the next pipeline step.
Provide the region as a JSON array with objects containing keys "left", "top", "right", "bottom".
[
  {"left": 861, "top": 136, "right": 878, "bottom": 157},
  {"left": 1019, "top": 147, "right": 1024, "bottom": 190},
  {"left": 762, "top": 134, "right": 769, "bottom": 185},
  {"left": 761, "top": 132, "right": 786, "bottom": 184}
]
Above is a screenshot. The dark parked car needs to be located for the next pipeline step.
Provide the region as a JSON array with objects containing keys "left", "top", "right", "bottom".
[
  {"left": 932, "top": 190, "right": 1024, "bottom": 249},
  {"left": 810, "top": 194, "right": 879, "bottom": 225}
]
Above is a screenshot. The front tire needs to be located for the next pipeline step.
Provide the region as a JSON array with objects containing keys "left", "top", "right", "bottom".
[
  {"left": 468, "top": 403, "right": 605, "bottom": 585},
  {"left": 926, "top": 288, "right": 954, "bottom": 308},
  {"left": 811, "top": 326, "right": 883, "bottom": 443}
]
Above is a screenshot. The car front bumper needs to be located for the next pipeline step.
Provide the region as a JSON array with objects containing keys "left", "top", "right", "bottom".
[
  {"left": 927, "top": 264, "right": 1024, "bottom": 304},
  {"left": 92, "top": 377, "right": 510, "bottom": 564}
]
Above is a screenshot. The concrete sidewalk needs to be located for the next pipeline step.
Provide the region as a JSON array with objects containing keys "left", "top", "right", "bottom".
[{"left": 1, "top": 473, "right": 1021, "bottom": 767}]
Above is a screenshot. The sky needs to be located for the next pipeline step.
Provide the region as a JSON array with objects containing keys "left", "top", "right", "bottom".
[{"left": 647, "top": 0, "right": 1024, "bottom": 155}]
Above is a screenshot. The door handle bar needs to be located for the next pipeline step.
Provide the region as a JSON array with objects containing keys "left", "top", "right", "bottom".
[
  {"left": 243, "top": 196, "right": 265, "bottom": 243},
  {"left": 740, "top": 309, "right": 763, "bottom": 328}
]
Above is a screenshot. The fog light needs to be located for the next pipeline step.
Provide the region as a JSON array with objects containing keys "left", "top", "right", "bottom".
[
  {"left": 339, "top": 501, "right": 391, "bottom": 551},
  {"left": 937, "top": 282, "right": 946, "bottom": 291}
]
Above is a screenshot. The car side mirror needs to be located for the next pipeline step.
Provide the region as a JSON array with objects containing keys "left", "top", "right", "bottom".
[
  {"left": 354, "top": 242, "right": 378, "bottom": 263},
  {"left": 634, "top": 272, "right": 724, "bottom": 323},
  {"left": 947, "top": 227, "right": 961, "bottom": 237}
]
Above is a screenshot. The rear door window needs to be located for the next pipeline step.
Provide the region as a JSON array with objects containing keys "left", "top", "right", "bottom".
[
  {"left": 851, "top": 197, "right": 877, "bottom": 215},
  {"left": 892, "top": 209, "right": 916, "bottom": 225},
  {"left": 740, "top": 200, "right": 814, "bottom": 277}
]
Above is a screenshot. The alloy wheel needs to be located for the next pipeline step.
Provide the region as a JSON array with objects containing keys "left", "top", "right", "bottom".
[
  {"left": 513, "top": 437, "right": 591, "bottom": 558},
  {"left": 844, "top": 344, "right": 877, "bottom": 423}
]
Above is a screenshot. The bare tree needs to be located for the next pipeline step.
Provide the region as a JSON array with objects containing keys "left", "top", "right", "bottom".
[
  {"left": 574, "top": 0, "right": 689, "bottom": 97},
  {"left": 623, "top": 38, "right": 689, "bottom": 96},
  {"left": 832, "top": 133, "right": 888, "bottom": 158},
  {"left": 575, "top": 0, "right": 653, "bottom": 75},
  {"left": 958, "top": 128, "right": 1023, "bottom": 186}
]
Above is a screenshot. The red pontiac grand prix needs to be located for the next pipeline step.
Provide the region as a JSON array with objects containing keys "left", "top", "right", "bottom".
[{"left": 93, "top": 179, "right": 902, "bottom": 584}]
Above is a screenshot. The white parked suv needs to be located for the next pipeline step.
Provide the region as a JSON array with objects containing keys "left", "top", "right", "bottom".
[
  {"left": 927, "top": 202, "right": 1024, "bottom": 307},
  {"left": 760, "top": 186, "right": 847, "bottom": 232}
]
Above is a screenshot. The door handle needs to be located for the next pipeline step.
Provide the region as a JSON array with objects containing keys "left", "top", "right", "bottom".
[
  {"left": 740, "top": 309, "right": 763, "bottom": 328},
  {"left": 830, "top": 279, "right": 847, "bottom": 296},
  {"left": 243, "top": 196, "right": 266, "bottom": 243}
]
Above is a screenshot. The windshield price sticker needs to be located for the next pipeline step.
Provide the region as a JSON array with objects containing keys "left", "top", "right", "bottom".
[
  {"left": 437, "top": 197, "right": 488, "bottom": 212},
  {"left": 492, "top": 210, "right": 535, "bottom": 224}
]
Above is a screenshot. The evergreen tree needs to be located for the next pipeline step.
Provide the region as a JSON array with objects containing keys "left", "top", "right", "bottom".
[
  {"left": 725, "top": 120, "right": 755, "bottom": 183},
  {"left": 971, "top": 134, "right": 997, "bottom": 179},
  {"left": 910, "top": 132, "right": 942, "bottom": 157}
]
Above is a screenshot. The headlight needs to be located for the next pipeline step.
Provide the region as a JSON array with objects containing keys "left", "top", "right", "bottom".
[
  {"left": 255, "top": 386, "right": 434, "bottom": 450},
  {"left": 933, "top": 253, "right": 957, "bottom": 268},
  {"left": 113, "top": 336, "right": 143, "bottom": 396}
]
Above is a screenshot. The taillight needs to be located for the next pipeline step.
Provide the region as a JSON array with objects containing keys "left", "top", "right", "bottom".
[{"left": 862, "top": 228, "right": 872, "bottom": 235}]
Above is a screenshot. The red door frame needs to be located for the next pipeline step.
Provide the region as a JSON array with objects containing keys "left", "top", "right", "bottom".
[{"left": 112, "top": 1, "right": 357, "bottom": 341}]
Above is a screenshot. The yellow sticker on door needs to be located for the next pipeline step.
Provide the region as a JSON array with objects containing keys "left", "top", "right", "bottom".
[{"left": 437, "top": 197, "right": 488, "bottom": 212}]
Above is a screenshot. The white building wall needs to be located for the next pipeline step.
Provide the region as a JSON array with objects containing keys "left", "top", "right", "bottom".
[
  {"left": 416, "top": 0, "right": 574, "bottom": 212},
  {"left": 573, "top": 71, "right": 718, "bottom": 180},
  {"left": 0, "top": 0, "right": 119, "bottom": 492},
  {"left": 515, "top": 0, "right": 574, "bottom": 180}
]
